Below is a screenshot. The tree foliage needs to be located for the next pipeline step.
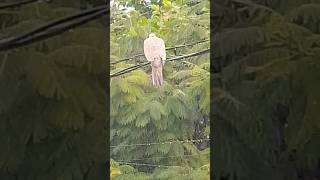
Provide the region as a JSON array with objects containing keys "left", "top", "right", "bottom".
[
  {"left": 0, "top": 1, "right": 107, "bottom": 179},
  {"left": 213, "top": 0, "right": 320, "bottom": 179},
  {"left": 110, "top": 0, "right": 210, "bottom": 179}
]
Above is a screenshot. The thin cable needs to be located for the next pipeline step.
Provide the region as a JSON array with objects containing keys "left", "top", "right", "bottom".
[
  {"left": 1, "top": 5, "right": 106, "bottom": 44},
  {"left": 111, "top": 39, "right": 209, "bottom": 65},
  {"left": 110, "top": 48, "right": 210, "bottom": 78},
  {"left": 0, "top": 0, "right": 38, "bottom": 10},
  {"left": 11, "top": 10, "right": 106, "bottom": 47},
  {"left": 110, "top": 138, "right": 210, "bottom": 148},
  {"left": 113, "top": 153, "right": 210, "bottom": 162},
  {"left": 110, "top": 48, "right": 210, "bottom": 77},
  {"left": 116, "top": 162, "right": 184, "bottom": 168},
  {"left": 110, "top": 48, "right": 209, "bottom": 77},
  {"left": 111, "top": 53, "right": 144, "bottom": 65},
  {"left": 110, "top": 61, "right": 149, "bottom": 77},
  {"left": 166, "top": 39, "right": 209, "bottom": 51},
  {"left": 0, "top": 4, "right": 108, "bottom": 51}
]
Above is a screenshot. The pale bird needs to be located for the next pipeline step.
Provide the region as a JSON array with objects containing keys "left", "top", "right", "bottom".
[{"left": 143, "top": 33, "right": 166, "bottom": 87}]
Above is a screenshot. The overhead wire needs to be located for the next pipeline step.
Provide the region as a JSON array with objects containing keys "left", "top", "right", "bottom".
[
  {"left": 0, "top": 4, "right": 108, "bottom": 51},
  {"left": 1, "top": 4, "right": 106, "bottom": 44},
  {"left": 110, "top": 138, "right": 210, "bottom": 148},
  {"left": 111, "top": 39, "right": 209, "bottom": 65},
  {"left": 113, "top": 153, "right": 210, "bottom": 162},
  {"left": 112, "top": 140, "right": 210, "bottom": 168},
  {"left": 0, "top": 0, "right": 40, "bottom": 10},
  {"left": 116, "top": 162, "right": 184, "bottom": 168},
  {"left": 110, "top": 48, "right": 210, "bottom": 78},
  {"left": 166, "top": 39, "right": 209, "bottom": 51}
]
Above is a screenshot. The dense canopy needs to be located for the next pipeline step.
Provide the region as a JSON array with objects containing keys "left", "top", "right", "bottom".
[
  {"left": 110, "top": 0, "right": 210, "bottom": 179},
  {"left": 213, "top": 0, "right": 320, "bottom": 179}
]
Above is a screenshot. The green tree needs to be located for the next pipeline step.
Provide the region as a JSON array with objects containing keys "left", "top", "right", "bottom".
[
  {"left": 0, "top": 1, "right": 107, "bottom": 179},
  {"left": 213, "top": 0, "right": 320, "bottom": 179},
  {"left": 110, "top": 0, "right": 210, "bottom": 178}
]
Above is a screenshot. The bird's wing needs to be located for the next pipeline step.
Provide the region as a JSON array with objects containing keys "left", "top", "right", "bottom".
[
  {"left": 144, "top": 38, "right": 153, "bottom": 62},
  {"left": 159, "top": 39, "right": 166, "bottom": 63}
]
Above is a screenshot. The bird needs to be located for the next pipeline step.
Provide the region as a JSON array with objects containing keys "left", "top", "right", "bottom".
[{"left": 143, "top": 33, "right": 166, "bottom": 88}]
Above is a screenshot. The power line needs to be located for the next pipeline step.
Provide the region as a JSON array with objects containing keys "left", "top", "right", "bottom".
[
  {"left": 110, "top": 48, "right": 210, "bottom": 77},
  {"left": 0, "top": 0, "right": 41, "bottom": 10},
  {"left": 166, "top": 39, "right": 209, "bottom": 51},
  {"left": 110, "top": 48, "right": 210, "bottom": 78},
  {"left": 115, "top": 162, "right": 184, "bottom": 168},
  {"left": 111, "top": 39, "right": 209, "bottom": 65},
  {"left": 110, "top": 48, "right": 209, "bottom": 77},
  {"left": 113, "top": 153, "right": 210, "bottom": 162},
  {"left": 1, "top": 5, "right": 106, "bottom": 44},
  {"left": 0, "top": 4, "right": 108, "bottom": 51},
  {"left": 111, "top": 53, "right": 145, "bottom": 65},
  {"left": 110, "top": 138, "right": 210, "bottom": 148},
  {"left": 0, "top": 4, "right": 107, "bottom": 49}
]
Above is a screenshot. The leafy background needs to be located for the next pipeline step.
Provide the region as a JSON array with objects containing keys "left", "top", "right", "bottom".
[
  {"left": 0, "top": 1, "right": 107, "bottom": 179},
  {"left": 110, "top": 0, "right": 210, "bottom": 179},
  {"left": 5, "top": 0, "right": 320, "bottom": 179},
  {"left": 213, "top": 0, "right": 320, "bottom": 180}
]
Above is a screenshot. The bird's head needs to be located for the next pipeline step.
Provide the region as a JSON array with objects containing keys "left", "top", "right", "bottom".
[{"left": 149, "top": 33, "right": 156, "bottom": 37}]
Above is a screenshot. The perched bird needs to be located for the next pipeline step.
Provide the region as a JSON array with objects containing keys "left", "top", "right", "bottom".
[{"left": 143, "top": 33, "right": 166, "bottom": 87}]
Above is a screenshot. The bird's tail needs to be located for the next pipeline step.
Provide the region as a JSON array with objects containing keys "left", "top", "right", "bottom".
[{"left": 151, "top": 58, "right": 163, "bottom": 88}]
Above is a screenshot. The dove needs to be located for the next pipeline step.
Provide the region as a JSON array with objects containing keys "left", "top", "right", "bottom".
[{"left": 143, "top": 33, "right": 166, "bottom": 87}]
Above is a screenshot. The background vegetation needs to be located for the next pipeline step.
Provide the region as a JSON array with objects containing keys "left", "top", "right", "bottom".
[
  {"left": 110, "top": 0, "right": 210, "bottom": 179},
  {"left": 6, "top": 0, "right": 320, "bottom": 179},
  {"left": 0, "top": 1, "right": 106, "bottom": 179},
  {"left": 213, "top": 0, "right": 320, "bottom": 179}
]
